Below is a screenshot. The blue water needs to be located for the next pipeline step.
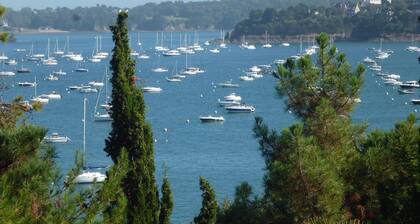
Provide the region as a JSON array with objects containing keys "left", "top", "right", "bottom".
[{"left": 1, "top": 31, "right": 419, "bottom": 223}]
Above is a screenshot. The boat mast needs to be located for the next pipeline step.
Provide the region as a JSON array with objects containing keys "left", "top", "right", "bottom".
[{"left": 83, "top": 97, "right": 87, "bottom": 163}]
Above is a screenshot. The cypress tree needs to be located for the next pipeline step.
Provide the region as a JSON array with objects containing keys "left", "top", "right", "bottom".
[
  {"left": 194, "top": 176, "right": 218, "bottom": 224},
  {"left": 159, "top": 172, "right": 173, "bottom": 224},
  {"left": 105, "top": 11, "right": 159, "bottom": 223}
]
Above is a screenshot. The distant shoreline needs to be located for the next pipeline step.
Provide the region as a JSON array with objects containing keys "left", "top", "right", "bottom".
[{"left": 227, "top": 33, "right": 420, "bottom": 44}]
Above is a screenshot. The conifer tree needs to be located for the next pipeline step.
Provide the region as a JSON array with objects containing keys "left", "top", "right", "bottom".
[
  {"left": 159, "top": 172, "right": 173, "bottom": 224},
  {"left": 104, "top": 11, "right": 159, "bottom": 223},
  {"left": 194, "top": 176, "right": 218, "bottom": 224}
]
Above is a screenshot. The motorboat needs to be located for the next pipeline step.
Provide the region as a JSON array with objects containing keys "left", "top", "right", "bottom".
[
  {"left": 79, "top": 87, "right": 98, "bottom": 93},
  {"left": 181, "top": 67, "right": 204, "bottom": 75},
  {"left": 363, "top": 57, "right": 376, "bottom": 64},
  {"left": 209, "top": 48, "right": 220, "bottom": 54},
  {"left": 369, "top": 64, "right": 382, "bottom": 72},
  {"left": 0, "top": 53, "right": 9, "bottom": 60},
  {"left": 43, "top": 132, "right": 71, "bottom": 143},
  {"left": 199, "top": 115, "right": 225, "bottom": 122},
  {"left": 375, "top": 52, "right": 390, "bottom": 60},
  {"left": 30, "top": 96, "right": 49, "bottom": 104},
  {"left": 204, "top": 41, "right": 210, "bottom": 46},
  {"left": 89, "top": 58, "right": 101, "bottom": 63},
  {"left": 398, "top": 89, "right": 415, "bottom": 94},
  {"left": 217, "top": 99, "right": 241, "bottom": 107},
  {"left": 0, "top": 71, "right": 16, "bottom": 76},
  {"left": 69, "top": 54, "right": 84, "bottom": 62},
  {"left": 385, "top": 74, "right": 400, "bottom": 80},
  {"left": 383, "top": 79, "right": 401, "bottom": 86},
  {"left": 68, "top": 85, "right": 85, "bottom": 91},
  {"left": 411, "top": 99, "right": 420, "bottom": 105},
  {"left": 166, "top": 77, "right": 182, "bottom": 82},
  {"left": 142, "top": 87, "right": 162, "bottom": 93},
  {"left": 163, "top": 50, "right": 181, "bottom": 56},
  {"left": 53, "top": 69, "right": 67, "bottom": 75},
  {"left": 224, "top": 93, "right": 242, "bottom": 101},
  {"left": 94, "top": 112, "right": 112, "bottom": 122},
  {"left": 152, "top": 67, "right": 169, "bottom": 73},
  {"left": 45, "top": 74, "right": 59, "bottom": 81},
  {"left": 74, "top": 67, "right": 89, "bottom": 73},
  {"left": 138, "top": 54, "right": 150, "bottom": 59},
  {"left": 17, "top": 82, "right": 36, "bottom": 87},
  {"left": 88, "top": 81, "right": 104, "bottom": 88},
  {"left": 5, "top": 59, "right": 17, "bottom": 65},
  {"left": 173, "top": 74, "right": 186, "bottom": 79},
  {"left": 218, "top": 80, "right": 239, "bottom": 88},
  {"left": 249, "top": 66, "right": 262, "bottom": 73},
  {"left": 282, "top": 43, "right": 290, "bottom": 47},
  {"left": 248, "top": 72, "right": 263, "bottom": 79},
  {"left": 17, "top": 68, "right": 31, "bottom": 73},
  {"left": 225, "top": 104, "right": 255, "bottom": 113},
  {"left": 43, "top": 58, "right": 58, "bottom": 66},
  {"left": 240, "top": 76, "right": 254, "bottom": 81},
  {"left": 399, "top": 81, "right": 420, "bottom": 89},
  {"left": 39, "top": 91, "right": 61, "bottom": 100}
]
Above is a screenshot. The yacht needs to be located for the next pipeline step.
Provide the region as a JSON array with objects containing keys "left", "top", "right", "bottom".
[
  {"left": 88, "top": 81, "right": 104, "bottom": 88},
  {"left": 262, "top": 31, "right": 272, "bottom": 48},
  {"left": 204, "top": 41, "right": 210, "bottom": 46},
  {"left": 375, "top": 52, "right": 390, "bottom": 60},
  {"left": 53, "top": 69, "right": 67, "bottom": 75},
  {"left": 79, "top": 87, "right": 98, "bottom": 93},
  {"left": 218, "top": 80, "right": 239, "bottom": 88},
  {"left": 282, "top": 43, "right": 290, "bottom": 47},
  {"left": 369, "top": 64, "right": 382, "bottom": 72},
  {"left": 0, "top": 71, "right": 16, "bottom": 76},
  {"left": 45, "top": 74, "right": 59, "bottom": 81},
  {"left": 249, "top": 66, "right": 262, "bottom": 73},
  {"left": 42, "top": 39, "right": 58, "bottom": 66},
  {"left": 17, "top": 81, "right": 36, "bottom": 87},
  {"left": 217, "top": 99, "right": 241, "bottom": 107},
  {"left": 411, "top": 99, "right": 420, "bottom": 105},
  {"left": 5, "top": 59, "right": 17, "bottom": 65},
  {"left": 39, "top": 91, "right": 62, "bottom": 100},
  {"left": 94, "top": 112, "right": 112, "bottom": 122},
  {"left": 166, "top": 77, "right": 182, "bottom": 82},
  {"left": 43, "top": 132, "right": 71, "bottom": 143},
  {"left": 138, "top": 54, "right": 150, "bottom": 59},
  {"left": 363, "top": 57, "right": 376, "bottom": 64},
  {"left": 240, "top": 76, "right": 254, "bottom": 81},
  {"left": 74, "top": 98, "right": 107, "bottom": 184},
  {"left": 199, "top": 115, "right": 225, "bottom": 122},
  {"left": 225, "top": 104, "right": 255, "bottom": 113},
  {"left": 0, "top": 53, "right": 8, "bottom": 60},
  {"left": 224, "top": 93, "right": 242, "bottom": 101},
  {"left": 163, "top": 49, "right": 181, "bottom": 57},
  {"left": 30, "top": 96, "right": 49, "bottom": 104},
  {"left": 209, "top": 48, "right": 220, "bottom": 54},
  {"left": 142, "top": 87, "right": 162, "bottom": 93},
  {"left": 399, "top": 81, "right": 420, "bottom": 89},
  {"left": 248, "top": 72, "right": 263, "bottom": 79},
  {"left": 17, "top": 67, "right": 31, "bottom": 73},
  {"left": 152, "top": 67, "right": 169, "bottom": 73},
  {"left": 383, "top": 79, "right": 402, "bottom": 86},
  {"left": 74, "top": 64, "right": 89, "bottom": 72},
  {"left": 398, "top": 89, "right": 415, "bottom": 94}
]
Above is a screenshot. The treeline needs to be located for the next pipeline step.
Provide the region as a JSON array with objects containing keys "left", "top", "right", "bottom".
[
  {"left": 230, "top": 0, "right": 420, "bottom": 41},
  {"left": 5, "top": 0, "right": 344, "bottom": 31}
]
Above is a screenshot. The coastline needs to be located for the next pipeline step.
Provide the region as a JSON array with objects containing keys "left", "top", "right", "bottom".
[{"left": 226, "top": 33, "right": 420, "bottom": 44}]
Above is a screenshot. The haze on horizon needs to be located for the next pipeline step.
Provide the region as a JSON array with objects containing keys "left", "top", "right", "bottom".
[{"left": 0, "top": 0, "right": 200, "bottom": 10}]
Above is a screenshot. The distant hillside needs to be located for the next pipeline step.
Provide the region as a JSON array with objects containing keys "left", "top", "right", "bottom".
[
  {"left": 228, "top": 0, "right": 420, "bottom": 41},
  {"left": 4, "top": 0, "right": 348, "bottom": 31}
]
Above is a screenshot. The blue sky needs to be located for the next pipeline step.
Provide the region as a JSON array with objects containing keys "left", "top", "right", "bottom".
[{"left": 0, "top": 0, "right": 195, "bottom": 9}]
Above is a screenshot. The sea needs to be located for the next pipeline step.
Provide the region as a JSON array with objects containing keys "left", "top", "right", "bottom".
[{"left": 1, "top": 31, "right": 419, "bottom": 223}]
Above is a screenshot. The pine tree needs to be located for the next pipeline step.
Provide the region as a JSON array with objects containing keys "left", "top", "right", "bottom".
[
  {"left": 104, "top": 11, "right": 159, "bottom": 223},
  {"left": 194, "top": 176, "right": 218, "bottom": 224}
]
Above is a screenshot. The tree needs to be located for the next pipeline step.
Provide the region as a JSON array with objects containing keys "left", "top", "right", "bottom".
[
  {"left": 159, "top": 170, "right": 173, "bottom": 224},
  {"left": 104, "top": 11, "right": 161, "bottom": 224},
  {"left": 194, "top": 176, "right": 218, "bottom": 224}
]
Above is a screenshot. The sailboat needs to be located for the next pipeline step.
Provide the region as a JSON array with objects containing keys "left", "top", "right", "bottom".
[
  {"left": 74, "top": 62, "right": 89, "bottom": 72},
  {"left": 74, "top": 97, "right": 107, "bottom": 184},
  {"left": 262, "top": 31, "right": 272, "bottom": 48},
  {"left": 166, "top": 61, "right": 183, "bottom": 82},
  {"left": 53, "top": 39, "right": 64, "bottom": 55},
  {"left": 30, "top": 76, "right": 49, "bottom": 104},
  {"left": 163, "top": 32, "right": 181, "bottom": 56},
  {"left": 43, "top": 39, "right": 58, "bottom": 66},
  {"left": 0, "top": 58, "right": 15, "bottom": 76},
  {"left": 94, "top": 69, "right": 112, "bottom": 122},
  {"left": 151, "top": 54, "right": 168, "bottom": 73}
]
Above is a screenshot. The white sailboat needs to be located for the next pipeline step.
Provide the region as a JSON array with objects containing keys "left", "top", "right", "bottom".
[
  {"left": 43, "top": 39, "right": 58, "bottom": 66},
  {"left": 262, "top": 31, "right": 272, "bottom": 48},
  {"left": 220, "top": 30, "right": 227, "bottom": 48},
  {"left": 53, "top": 39, "right": 64, "bottom": 55},
  {"left": 74, "top": 97, "right": 107, "bottom": 184},
  {"left": 94, "top": 69, "right": 112, "bottom": 122},
  {"left": 30, "top": 76, "right": 49, "bottom": 104}
]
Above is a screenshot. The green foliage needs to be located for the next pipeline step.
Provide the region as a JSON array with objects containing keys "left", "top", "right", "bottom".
[
  {"left": 230, "top": 1, "right": 419, "bottom": 40},
  {"left": 159, "top": 172, "right": 173, "bottom": 224},
  {"left": 194, "top": 176, "right": 218, "bottom": 224},
  {"left": 104, "top": 11, "right": 160, "bottom": 224},
  {"left": 218, "top": 32, "right": 420, "bottom": 224}
]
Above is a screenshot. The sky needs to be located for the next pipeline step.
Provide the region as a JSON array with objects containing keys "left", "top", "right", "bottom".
[{"left": 0, "top": 0, "right": 197, "bottom": 10}]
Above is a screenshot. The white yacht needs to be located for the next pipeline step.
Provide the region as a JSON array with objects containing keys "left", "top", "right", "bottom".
[
  {"left": 363, "top": 57, "right": 376, "bottom": 64},
  {"left": 411, "top": 99, "right": 420, "bottom": 105},
  {"left": 79, "top": 87, "right": 98, "bottom": 93},
  {"left": 94, "top": 112, "right": 112, "bottom": 122},
  {"left": 18, "top": 81, "right": 36, "bottom": 87},
  {"left": 399, "top": 81, "right": 420, "bottom": 89},
  {"left": 152, "top": 67, "right": 169, "bottom": 73},
  {"left": 142, "top": 87, "right": 162, "bottom": 93},
  {"left": 240, "top": 76, "right": 254, "bottom": 81},
  {"left": 39, "top": 91, "right": 62, "bottom": 100},
  {"left": 30, "top": 96, "right": 49, "bottom": 104},
  {"left": 262, "top": 31, "right": 272, "bottom": 48},
  {"left": 199, "top": 115, "right": 225, "bottom": 122},
  {"left": 5, "top": 59, "right": 17, "bottom": 65},
  {"left": 53, "top": 69, "right": 67, "bottom": 75},
  {"left": 138, "top": 54, "right": 150, "bottom": 59},
  {"left": 88, "top": 81, "right": 104, "bottom": 88},
  {"left": 225, "top": 104, "right": 255, "bottom": 113},
  {"left": 0, "top": 71, "right": 16, "bottom": 76},
  {"left": 282, "top": 43, "right": 290, "bottom": 47},
  {"left": 43, "top": 132, "right": 71, "bottom": 143},
  {"left": 218, "top": 80, "right": 239, "bottom": 88},
  {"left": 163, "top": 49, "right": 181, "bottom": 57},
  {"left": 166, "top": 77, "right": 182, "bottom": 82},
  {"left": 45, "top": 74, "right": 59, "bottom": 81},
  {"left": 209, "top": 48, "right": 220, "bottom": 53},
  {"left": 224, "top": 93, "right": 242, "bottom": 101},
  {"left": 217, "top": 99, "right": 241, "bottom": 107}
]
